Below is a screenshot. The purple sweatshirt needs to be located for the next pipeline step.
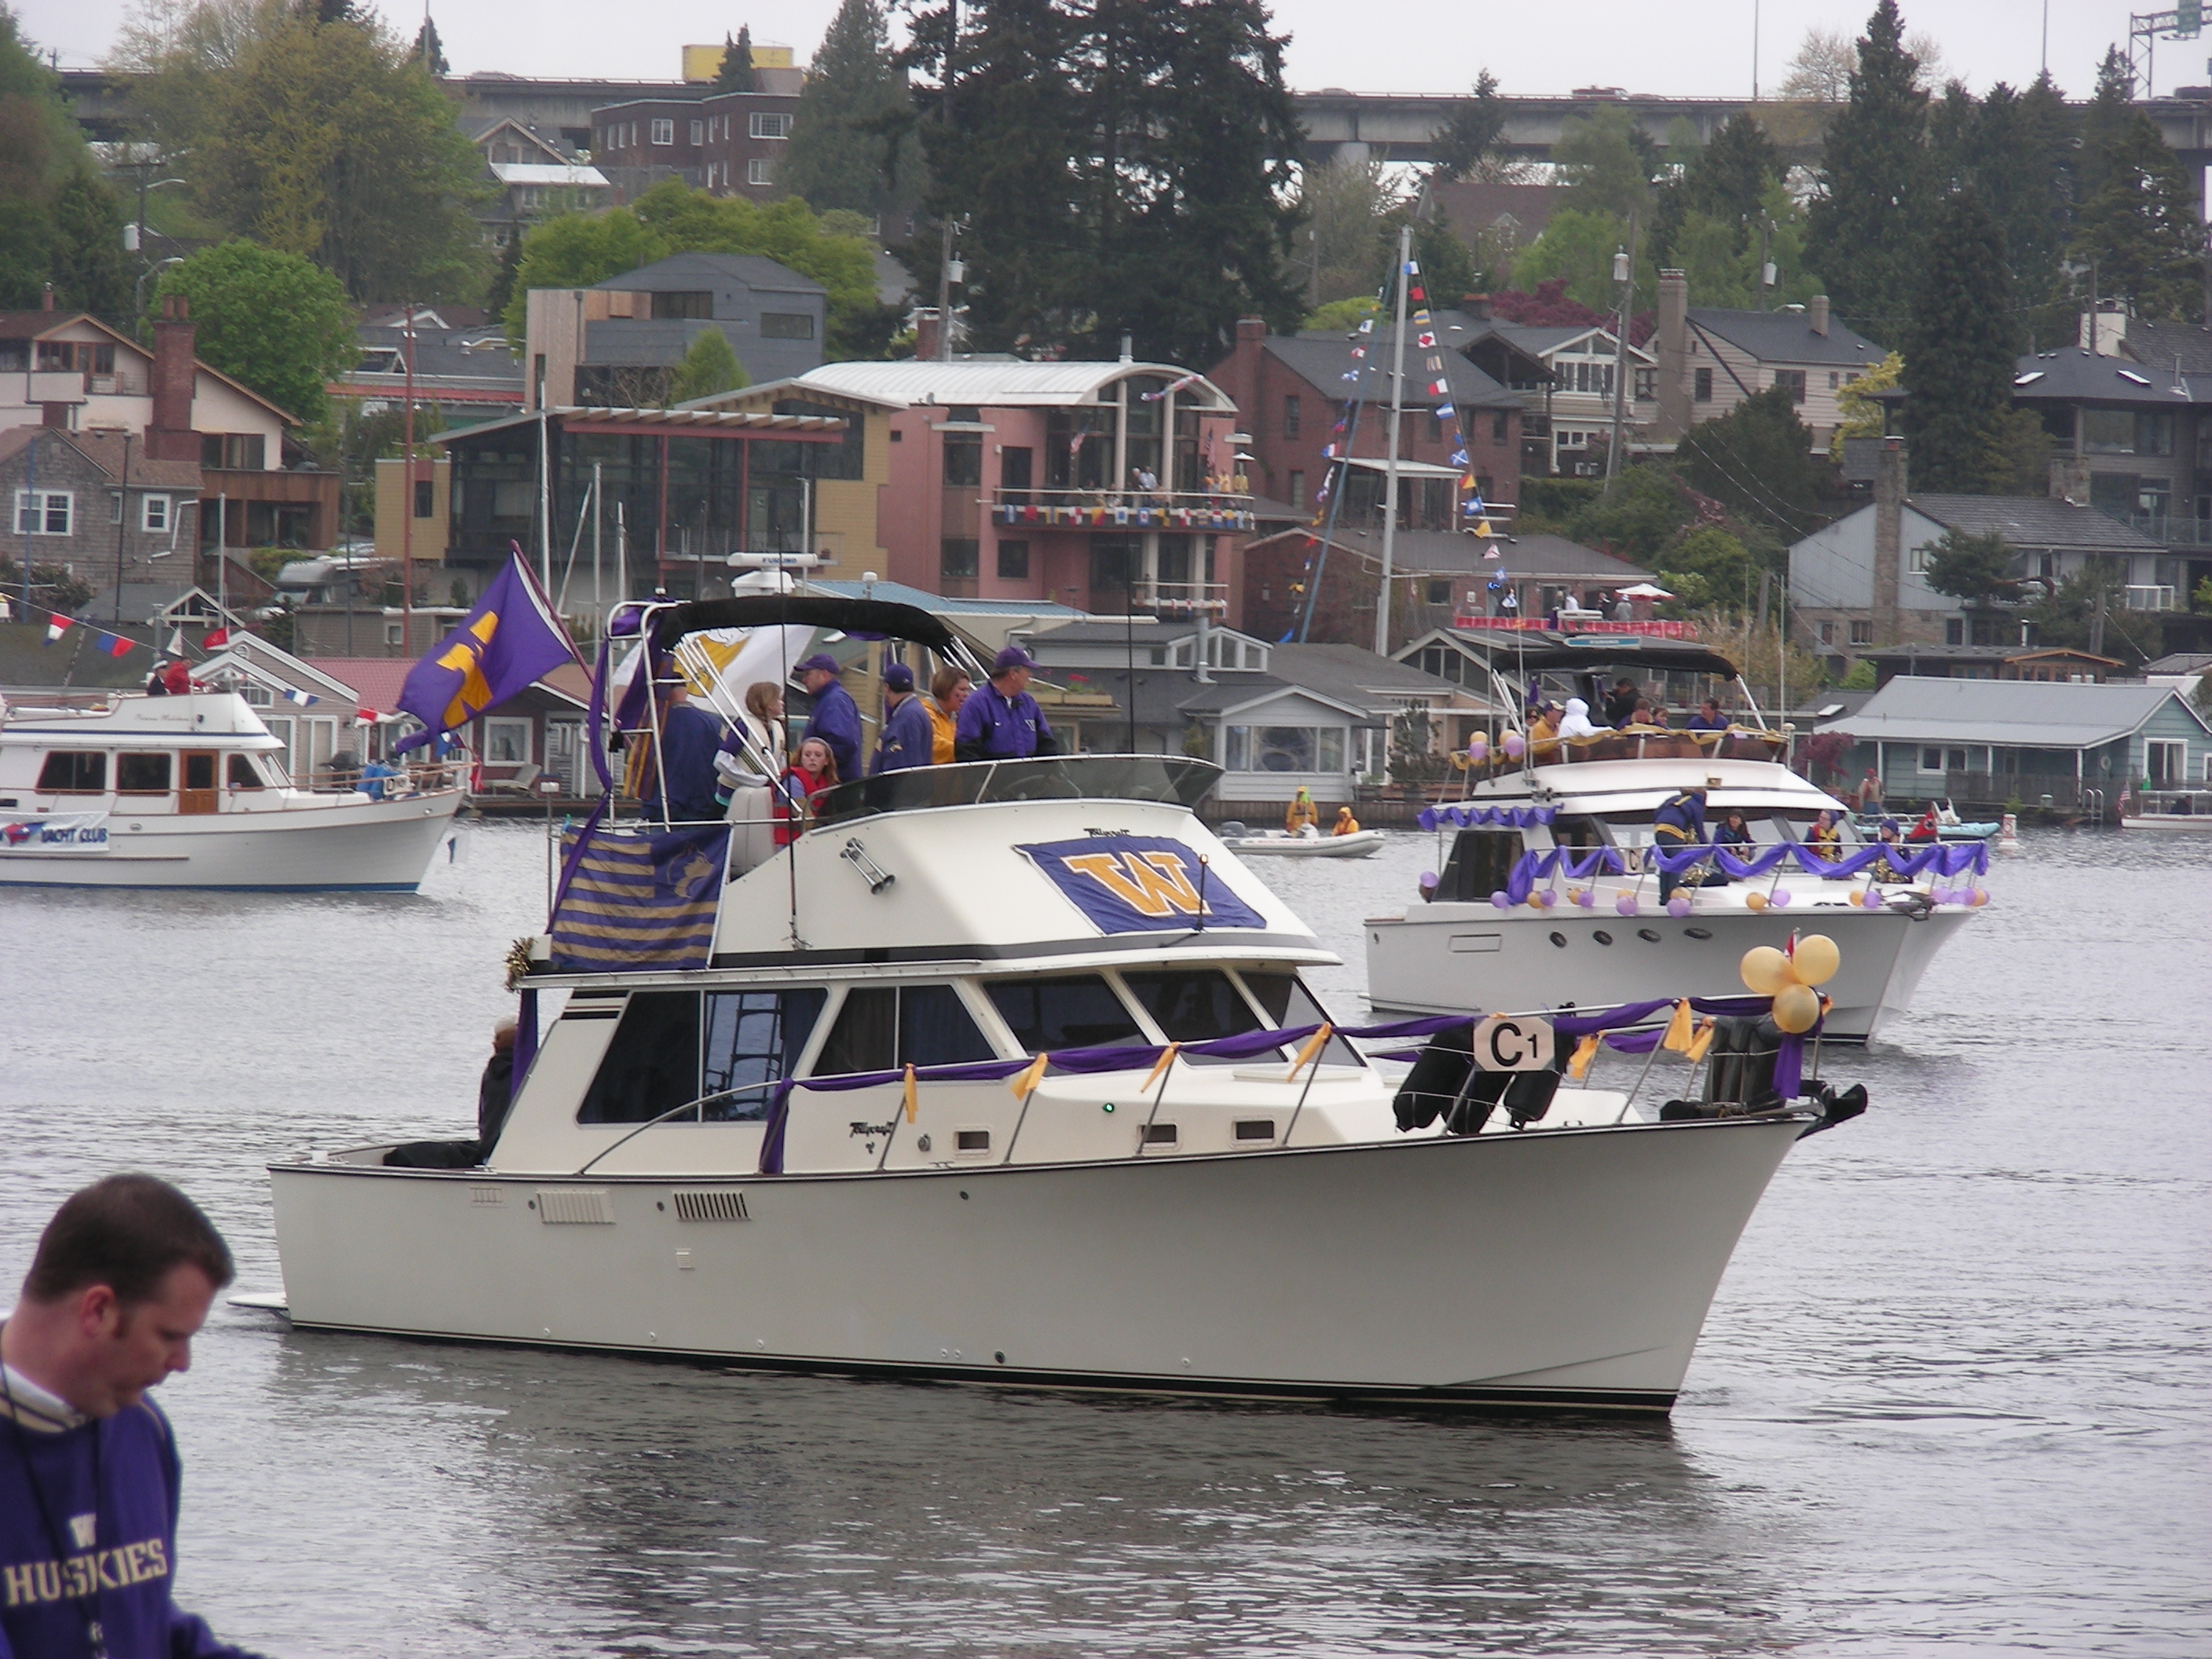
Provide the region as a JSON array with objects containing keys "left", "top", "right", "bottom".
[{"left": 1, "top": 1368, "right": 259, "bottom": 1659}]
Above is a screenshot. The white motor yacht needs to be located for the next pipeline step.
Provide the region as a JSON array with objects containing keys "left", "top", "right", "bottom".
[
  {"left": 266, "top": 596, "right": 1868, "bottom": 1414},
  {"left": 1364, "top": 638, "right": 1987, "bottom": 1042},
  {"left": 0, "top": 690, "right": 460, "bottom": 890}
]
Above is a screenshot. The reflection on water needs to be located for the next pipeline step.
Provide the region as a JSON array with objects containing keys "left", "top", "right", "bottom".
[{"left": 2, "top": 822, "right": 2208, "bottom": 1654}]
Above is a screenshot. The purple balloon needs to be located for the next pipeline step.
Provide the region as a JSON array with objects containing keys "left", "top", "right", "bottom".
[
  {"left": 1537, "top": 889, "right": 1558, "bottom": 908},
  {"left": 1502, "top": 732, "right": 1526, "bottom": 759},
  {"left": 1419, "top": 870, "right": 1439, "bottom": 888},
  {"left": 1614, "top": 893, "right": 1639, "bottom": 916},
  {"left": 1490, "top": 889, "right": 1511, "bottom": 909},
  {"left": 1667, "top": 895, "right": 1692, "bottom": 917},
  {"left": 1770, "top": 888, "right": 1792, "bottom": 907}
]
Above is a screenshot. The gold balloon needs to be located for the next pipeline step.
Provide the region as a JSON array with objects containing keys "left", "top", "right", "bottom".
[
  {"left": 1745, "top": 891, "right": 1768, "bottom": 911},
  {"left": 1792, "top": 933, "right": 1840, "bottom": 987},
  {"left": 1740, "top": 946, "right": 1793, "bottom": 995},
  {"left": 1772, "top": 982, "right": 1821, "bottom": 1034}
]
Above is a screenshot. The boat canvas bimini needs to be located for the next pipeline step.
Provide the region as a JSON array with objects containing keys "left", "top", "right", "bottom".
[
  {"left": 266, "top": 596, "right": 1867, "bottom": 1413},
  {"left": 0, "top": 690, "right": 460, "bottom": 890},
  {"left": 1365, "top": 638, "right": 1988, "bottom": 1042}
]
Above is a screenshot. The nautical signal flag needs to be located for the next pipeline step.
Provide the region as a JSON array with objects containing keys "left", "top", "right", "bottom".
[
  {"left": 98, "top": 632, "right": 133, "bottom": 657},
  {"left": 394, "top": 548, "right": 577, "bottom": 753},
  {"left": 203, "top": 627, "right": 230, "bottom": 649},
  {"left": 44, "top": 615, "right": 71, "bottom": 644},
  {"left": 356, "top": 706, "right": 377, "bottom": 724},
  {"left": 284, "top": 688, "right": 319, "bottom": 706}
]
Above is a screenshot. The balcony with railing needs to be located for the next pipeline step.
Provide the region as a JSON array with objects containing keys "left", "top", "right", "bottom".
[{"left": 991, "top": 486, "right": 1255, "bottom": 533}]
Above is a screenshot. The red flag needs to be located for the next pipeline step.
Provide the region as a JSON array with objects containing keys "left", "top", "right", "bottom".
[
  {"left": 356, "top": 706, "right": 377, "bottom": 723},
  {"left": 43, "top": 615, "right": 72, "bottom": 644},
  {"left": 203, "top": 627, "right": 231, "bottom": 649}
]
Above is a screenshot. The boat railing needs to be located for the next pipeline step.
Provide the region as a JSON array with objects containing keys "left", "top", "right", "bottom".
[
  {"left": 808, "top": 754, "right": 1220, "bottom": 830},
  {"left": 1459, "top": 727, "right": 1785, "bottom": 775},
  {"left": 0, "top": 690, "right": 125, "bottom": 720}
]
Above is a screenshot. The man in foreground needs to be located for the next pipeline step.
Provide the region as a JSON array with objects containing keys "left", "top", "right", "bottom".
[
  {"left": 954, "top": 647, "right": 1058, "bottom": 762},
  {"left": 1, "top": 1174, "right": 265, "bottom": 1658}
]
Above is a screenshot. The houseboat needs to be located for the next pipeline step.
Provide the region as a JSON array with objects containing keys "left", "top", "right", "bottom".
[
  {"left": 1365, "top": 638, "right": 1988, "bottom": 1043},
  {"left": 0, "top": 690, "right": 460, "bottom": 889},
  {"left": 264, "top": 596, "right": 1866, "bottom": 1414}
]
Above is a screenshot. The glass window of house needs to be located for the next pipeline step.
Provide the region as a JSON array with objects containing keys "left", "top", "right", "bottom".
[
  {"left": 760, "top": 313, "right": 815, "bottom": 339},
  {"left": 986, "top": 976, "right": 1142, "bottom": 1053},
  {"left": 650, "top": 119, "right": 674, "bottom": 145},
  {"left": 1223, "top": 726, "right": 1250, "bottom": 770},
  {"left": 485, "top": 719, "right": 531, "bottom": 764},
  {"left": 996, "top": 540, "right": 1029, "bottom": 579},
  {"left": 943, "top": 430, "right": 983, "bottom": 486},
  {"left": 940, "top": 539, "right": 979, "bottom": 580},
  {"left": 1251, "top": 727, "right": 1317, "bottom": 771},
  {"left": 2082, "top": 410, "right": 2139, "bottom": 453}
]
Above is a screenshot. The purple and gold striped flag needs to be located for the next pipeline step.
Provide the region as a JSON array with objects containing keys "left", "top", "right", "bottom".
[{"left": 549, "top": 822, "right": 728, "bottom": 972}]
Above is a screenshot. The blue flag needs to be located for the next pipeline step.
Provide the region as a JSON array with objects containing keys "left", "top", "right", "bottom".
[
  {"left": 1018, "top": 837, "right": 1268, "bottom": 935},
  {"left": 394, "top": 548, "right": 576, "bottom": 753},
  {"left": 549, "top": 822, "right": 728, "bottom": 971}
]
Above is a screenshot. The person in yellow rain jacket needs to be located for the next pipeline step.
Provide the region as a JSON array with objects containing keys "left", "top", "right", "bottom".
[
  {"left": 1284, "top": 786, "right": 1320, "bottom": 836},
  {"left": 1332, "top": 805, "right": 1361, "bottom": 836}
]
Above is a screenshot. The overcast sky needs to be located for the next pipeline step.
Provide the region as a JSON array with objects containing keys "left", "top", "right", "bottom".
[{"left": 16, "top": 0, "right": 2168, "bottom": 105}]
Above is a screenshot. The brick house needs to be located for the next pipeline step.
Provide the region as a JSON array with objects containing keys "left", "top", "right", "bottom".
[
  {"left": 590, "top": 72, "right": 804, "bottom": 204},
  {"left": 1210, "top": 317, "right": 1522, "bottom": 535}
]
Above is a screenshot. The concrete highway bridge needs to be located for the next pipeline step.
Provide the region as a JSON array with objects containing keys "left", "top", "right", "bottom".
[{"left": 60, "top": 69, "right": 2212, "bottom": 173}]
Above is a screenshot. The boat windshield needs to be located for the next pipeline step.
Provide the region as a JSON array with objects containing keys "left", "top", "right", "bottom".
[{"left": 813, "top": 755, "right": 1218, "bottom": 830}]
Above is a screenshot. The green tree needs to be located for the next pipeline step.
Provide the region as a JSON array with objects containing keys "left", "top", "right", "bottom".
[
  {"left": 1300, "top": 295, "right": 1378, "bottom": 332},
  {"left": 46, "top": 167, "right": 130, "bottom": 317},
  {"left": 1829, "top": 348, "right": 1901, "bottom": 456},
  {"left": 1511, "top": 206, "right": 1651, "bottom": 314},
  {"left": 1901, "top": 189, "right": 2017, "bottom": 493},
  {"left": 1980, "top": 407, "right": 2052, "bottom": 496},
  {"left": 504, "top": 183, "right": 892, "bottom": 361},
  {"left": 714, "top": 26, "right": 758, "bottom": 93},
  {"left": 668, "top": 327, "right": 749, "bottom": 402},
  {"left": 1650, "top": 110, "right": 1782, "bottom": 271},
  {"left": 482, "top": 225, "right": 525, "bottom": 320},
  {"left": 1551, "top": 104, "right": 1654, "bottom": 221},
  {"left": 1427, "top": 71, "right": 1506, "bottom": 185},
  {"left": 1921, "top": 526, "right": 2015, "bottom": 606},
  {"left": 410, "top": 13, "right": 446, "bottom": 74},
  {"left": 1929, "top": 75, "right": 2077, "bottom": 350},
  {"left": 152, "top": 241, "right": 357, "bottom": 420},
  {"left": 2069, "top": 48, "right": 2203, "bottom": 320},
  {"left": 1294, "top": 153, "right": 1395, "bottom": 308},
  {"left": 1675, "top": 385, "right": 1829, "bottom": 541},
  {"left": 1564, "top": 467, "right": 1691, "bottom": 566},
  {"left": 196, "top": 8, "right": 491, "bottom": 302},
  {"left": 1655, "top": 524, "right": 1756, "bottom": 615},
  {"left": 0, "top": 9, "right": 132, "bottom": 315},
  {"left": 2024, "top": 562, "right": 2161, "bottom": 664},
  {"left": 1804, "top": 0, "right": 1932, "bottom": 341},
  {"left": 778, "top": 0, "right": 922, "bottom": 218}
]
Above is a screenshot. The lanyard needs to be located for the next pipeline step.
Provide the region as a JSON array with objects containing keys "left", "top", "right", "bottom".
[{"left": 0, "top": 1328, "right": 110, "bottom": 1659}]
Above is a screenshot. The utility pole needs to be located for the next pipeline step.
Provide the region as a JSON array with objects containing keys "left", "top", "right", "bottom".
[
  {"left": 401, "top": 302, "right": 416, "bottom": 654},
  {"left": 1606, "top": 211, "right": 1638, "bottom": 489},
  {"left": 935, "top": 0, "right": 958, "bottom": 364},
  {"left": 111, "top": 431, "right": 133, "bottom": 624},
  {"left": 1374, "top": 224, "right": 1412, "bottom": 657}
]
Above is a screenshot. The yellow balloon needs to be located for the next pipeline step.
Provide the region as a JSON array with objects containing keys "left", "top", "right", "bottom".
[
  {"left": 1772, "top": 982, "right": 1821, "bottom": 1034},
  {"left": 1791, "top": 933, "right": 1840, "bottom": 987},
  {"left": 1740, "top": 946, "right": 1793, "bottom": 995},
  {"left": 1745, "top": 891, "right": 1768, "bottom": 911}
]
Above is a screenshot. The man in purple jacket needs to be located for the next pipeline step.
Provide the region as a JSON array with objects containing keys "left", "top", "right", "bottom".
[
  {"left": 954, "top": 647, "right": 1059, "bottom": 762},
  {"left": 2, "top": 1174, "right": 265, "bottom": 1659}
]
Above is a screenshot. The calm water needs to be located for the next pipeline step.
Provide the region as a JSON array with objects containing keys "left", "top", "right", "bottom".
[{"left": 2, "top": 821, "right": 2207, "bottom": 1656}]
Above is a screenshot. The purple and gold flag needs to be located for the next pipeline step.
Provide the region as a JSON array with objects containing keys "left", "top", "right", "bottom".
[{"left": 394, "top": 548, "right": 577, "bottom": 752}]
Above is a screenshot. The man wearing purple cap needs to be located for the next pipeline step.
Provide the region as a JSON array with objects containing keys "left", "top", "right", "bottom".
[
  {"left": 870, "top": 662, "right": 935, "bottom": 775},
  {"left": 954, "top": 646, "right": 1058, "bottom": 762},
  {"left": 793, "top": 654, "right": 861, "bottom": 782}
]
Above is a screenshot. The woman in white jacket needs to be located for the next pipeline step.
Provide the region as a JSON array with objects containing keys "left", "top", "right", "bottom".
[{"left": 716, "top": 681, "right": 790, "bottom": 874}]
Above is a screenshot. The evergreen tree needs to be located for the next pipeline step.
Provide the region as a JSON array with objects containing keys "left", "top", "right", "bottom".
[
  {"left": 47, "top": 170, "right": 130, "bottom": 316},
  {"left": 0, "top": 9, "right": 132, "bottom": 316},
  {"left": 2014, "top": 72, "right": 2079, "bottom": 346},
  {"left": 1427, "top": 71, "right": 1505, "bottom": 185},
  {"left": 412, "top": 15, "right": 448, "bottom": 75},
  {"left": 668, "top": 327, "right": 749, "bottom": 401},
  {"left": 1901, "top": 189, "right": 2016, "bottom": 493},
  {"left": 483, "top": 224, "right": 525, "bottom": 320},
  {"left": 1674, "top": 386, "right": 1829, "bottom": 542},
  {"left": 1804, "top": 0, "right": 1932, "bottom": 342},
  {"left": 1650, "top": 110, "right": 1781, "bottom": 268},
  {"left": 714, "top": 27, "right": 758, "bottom": 93},
  {"left": 2069, "top": 48, "right": 2203, "bottom": 320},
  {"left": 1921, "top": 527, "right": 2016, "bottom": 607},
  {"left": 778, "top": 0, "right": 921, "bottom": 218}
]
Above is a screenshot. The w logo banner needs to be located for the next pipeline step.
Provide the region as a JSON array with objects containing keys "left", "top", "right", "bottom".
[
  {"left": 550, "top": 822, "right": 729, "bottom": 970},
  {"left": 1020, "top": 837, "right": 1268, "bottom": 935}
]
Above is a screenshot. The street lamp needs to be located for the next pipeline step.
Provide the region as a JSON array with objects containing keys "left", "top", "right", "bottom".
[{"left": 134, "top": 256, "right": 185, "bottom": 321}]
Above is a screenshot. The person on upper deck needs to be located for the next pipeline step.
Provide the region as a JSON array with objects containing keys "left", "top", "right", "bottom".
[
  {"left": 1652, "top": 782, "right": 1708, "bottom": 903},
  {"left": 954, "top": 647, "right": 1058, "bottom": 762},
  {"left": 870, "top": 663, "right": 935, "bottom": 775},
  {"left": 775, "top": 737, "right": 840, "bottom": 846},
  {"left": 1555, "top": 698, "right": 1602, "bottom": 740},
  {"left": 923, "top": 667, "right": 970, "bottom": 764},
  {"left": 1808, "top": 809, "right": 1842, "bottom": 852},
  {"left": 712, "top": 682, "right": 787, "bottom": 814},
  {"left": 1688, "top": 698, "right": 1728, "bottom": 731},
  {"left": 793, "top": 654, "right": 862, "bottom": 783},
  {"left": 644, "top": 675, "right": 723, "bottom": 824},
  {"left": 1602, "top": 677, "right": 1643, "bottom": 726}
]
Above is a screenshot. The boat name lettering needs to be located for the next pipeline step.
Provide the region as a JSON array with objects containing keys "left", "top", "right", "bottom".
[
  {"left": 848, "top": 1119, "right": 898, "bottom": 1138},
  {"left": 0, "top": 811, "right": 109, "bottom": 853}
]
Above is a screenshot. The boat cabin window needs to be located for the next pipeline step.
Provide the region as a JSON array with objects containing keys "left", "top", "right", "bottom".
[
  {"left": 701, "top": 988, "right": 826, "bottom": 1119},
  {"left": 35, "top": 752, "right": 105, "bottom": 793},
  {"left": 1436, "top": 830, "right": 1521, "bottom": 902},
  {"left": 115, "top": 753, "right": 172, "bottom": 793},
  {"left": 986, "top": 974, "right": 1142, "bottom": 1053},
  {"left": 1120, "top": 968, "right": 1265, "bottom": 1066},
  {"left": 577, "top": 992, "right": 698, "bottom": 1123},
  {"left": 1547, "top": 813, "right": 1608, "bottom": 853},
  {"left": 812, "top": 983, "right": 994, "bottom": 1075},
  {"left": 1238, "top": 969, "right": 1364, "bottom": 1068},
  {"left": 227, "top": 753, "right": 265, "bottom": 789}
]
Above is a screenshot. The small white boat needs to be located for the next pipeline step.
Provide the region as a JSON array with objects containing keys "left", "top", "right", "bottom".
[
  {"left": 2121, "top": 790, "right": 2212, "bottom": 830},
  {"left": 0, "top": 690, "right": 460, "bottom": 890},
  {"left": 265, "top": 595, "right": 1869, "bottom": 1415},
  {"left": 1217, "top": 826, "right": 1386, "bottom": 858}
]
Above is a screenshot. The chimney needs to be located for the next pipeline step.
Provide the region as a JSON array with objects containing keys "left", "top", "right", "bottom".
[
  {"left": 1654, "top": 269, "right": 1690, "bottom": 442},
  {"left": 1871, "top": 436, "right": 1906, "bottom": 648},
  {"left": 1219, "top": 315, "right": 1267, "bottom": 444},
  {"left": 1808, "top": 294, "right": 1829, "bottom": 337},
  {"left": 40, "top": 283, "right": 55, "bottom": 312},
  {"left": 1463, "top": 293, "right": 1492, "bottom": 322},
  {"left": 912, "top": 307, "right": 942, "bottom": 363},
  {"left": 40, "top": 401, "right": 70, "bottom": 427},
  {"left": 146, "top": 294, "right": 199, "bottom": 463}
]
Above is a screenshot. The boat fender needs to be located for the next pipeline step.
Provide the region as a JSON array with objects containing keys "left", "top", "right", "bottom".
[
  {"left": 1796, "top": 1080, "right": 1870, "bottom": 1139},
  {"left": 1391, "top": 1026, "right": 1476, "bottom": 1131}
]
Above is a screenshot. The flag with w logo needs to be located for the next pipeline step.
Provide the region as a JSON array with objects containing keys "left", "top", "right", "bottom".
[
  {"left": 550, "top": 822, "right": 730, "bottom": 971},
  {"left": 394, "top": 548, "right": 577, "bottom": 753},
  {"left": 1020, "top": 837, "right": 1267, "bottom": 934}
]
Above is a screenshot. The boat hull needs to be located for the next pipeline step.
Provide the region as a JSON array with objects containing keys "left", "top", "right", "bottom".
[
  {"left": 1218, "top": 830, "right": 1385, "bottom": 859},
  {"left": 1364, "top": 899, "right": 1969, "bottom": 1043},
  {"left": 269, "top": 1116, "right": 1807, "bottom": 1412},
  {"left": 0, "top": 794, "right": 460, "bottom": 890}
]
